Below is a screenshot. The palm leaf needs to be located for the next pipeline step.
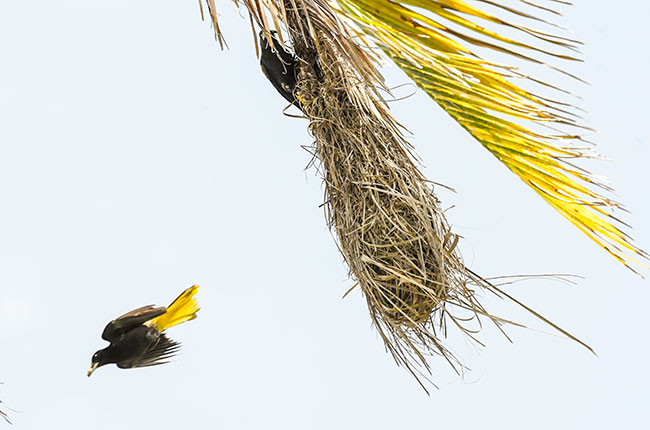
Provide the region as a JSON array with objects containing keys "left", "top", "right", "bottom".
[{"left": 330, "top": 0, "right": 648, "bottom": 273}]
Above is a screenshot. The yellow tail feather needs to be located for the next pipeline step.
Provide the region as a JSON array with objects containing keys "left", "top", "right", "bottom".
[{"left": 150, "top": 285, "right": 200, "bottom": 332}]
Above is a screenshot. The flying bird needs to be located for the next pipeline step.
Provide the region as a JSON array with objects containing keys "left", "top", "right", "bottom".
[
  {"left": 259, "top": 30, "right": 302, "bottom": 109},
  {"left": 87, "top": 285, "right": 200, "bottom": 376}
]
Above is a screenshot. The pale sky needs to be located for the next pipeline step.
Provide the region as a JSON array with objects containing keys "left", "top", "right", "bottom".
[{"left": 1, "top": 1, "right": 648, "bottom": 429}]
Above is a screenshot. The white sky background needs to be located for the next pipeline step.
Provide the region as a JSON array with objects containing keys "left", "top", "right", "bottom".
[{"left": 0, "top": 0, "right": 648, "bottom": 428}]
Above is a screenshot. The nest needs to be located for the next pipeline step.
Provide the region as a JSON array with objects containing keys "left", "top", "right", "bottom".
[
  {"left": 302, "top": 71, "right": 468, "bottom": 331},
  {"left": 277, "top": 12, "right": 508, "bottom": 388}
]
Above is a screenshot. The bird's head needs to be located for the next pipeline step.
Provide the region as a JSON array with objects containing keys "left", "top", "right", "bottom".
[{"left": 87, "top": 349, "right": 107, "bottom": 377}]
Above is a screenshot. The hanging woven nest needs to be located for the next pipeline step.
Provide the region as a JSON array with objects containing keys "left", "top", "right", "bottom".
[{"left": 286, "top": 14, "right": 502, "bottom": 383}]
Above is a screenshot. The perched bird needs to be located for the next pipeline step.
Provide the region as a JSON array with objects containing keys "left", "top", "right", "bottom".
[
  {"left": 259, "top": 30, "right": 302, "bottom": 109},
  {"left": 87, "top": 285, "right": 200, "bottom": 376}
]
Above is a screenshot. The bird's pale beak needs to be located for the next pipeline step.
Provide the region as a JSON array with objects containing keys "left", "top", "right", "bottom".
[{"left": 87, "top": 362, "right": 99, "bottom": 377}]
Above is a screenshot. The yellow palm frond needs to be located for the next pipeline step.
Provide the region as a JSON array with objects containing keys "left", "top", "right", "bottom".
[{"left": 332, "top": 0, "right": 648, "bottom": 273}]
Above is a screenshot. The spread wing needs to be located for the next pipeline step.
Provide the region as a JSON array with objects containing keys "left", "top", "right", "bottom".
[
  {"left": 102, "top": 305, "right": 167, "bottom": 342},
  {"left": 121, "top": 333, "right": 181, "bottom": 369}
]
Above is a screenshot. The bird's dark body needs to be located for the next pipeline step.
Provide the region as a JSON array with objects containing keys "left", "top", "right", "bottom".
[
  {"left": 103, "top": 325, "right": 160, "bottom": 368},
  {"left": 259, "top": 31, "right": 300, "bottom": 107},
  {"left": 90, "top": 305, "right": 180, "bottom": 372}
]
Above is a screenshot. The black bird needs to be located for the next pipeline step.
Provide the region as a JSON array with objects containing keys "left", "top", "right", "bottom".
[
  {"left": 87, "top": 286, "right": 199, "bottom": 376},
  {"left": 259, "top": 31, "right": 302, "bottom": 109}
]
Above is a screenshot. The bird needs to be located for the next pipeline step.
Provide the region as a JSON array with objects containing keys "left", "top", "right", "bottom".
[
  {"left": 259, "top": 30, "right": 303, "bottom": 109},
  {"left": 87, "top": 285, "right": 200, "bottom": 376}
]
